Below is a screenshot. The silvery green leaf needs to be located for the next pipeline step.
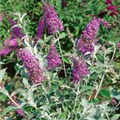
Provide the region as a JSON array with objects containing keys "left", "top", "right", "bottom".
[
  {"left": 0, "top": 68, "right": 7, "bottom": 82},
  {"left": 0, "top": 88, "right": 9, "bottom": 96},
  {"left": 80, "top": 85, "right": 93, "bottom": 93},
  {"left": 20, "top": 13, "right": 26, "bottom": 23},
  {"left": 10, "top": 88, "right": 27, "bottom": 97},
  {"left": 111, "top": 114, "right": 120, "bottom": 120},
  {"left": 98, "top": 118, "right": 106, "bottom": 120},
  {"left": 11, "top": 24, "right": 21, "bottom": 29},
  {"left": 40, "top": 105, "right": 50, "bottom": 112},
  {"left": 2, "top": 106, "right": 17, "bottom": 116},
  {"left": 87, "top": 107, "right": 96, "bottom": 117},
  {"left": 81, "top": 98, "right": 89, "bottom": 114},
  {"left": 59, "top": 32, "right": 67, "bottom": 39},
  {"left": 13, "top": 12, "right": 21, "bottom": 18},
  {"left": 22, "top": 77, "right": 30, "bottom": 88},
  {"left": 0, "top": 61, "right": 4, "bottom": 65},
  {"left": 41, "top": 112, "right": 55, "bottom": 120},
  {"left": 86, "top": 118, "right": 96, "bottom": 120},
  {"left": 27, "top": 86, "right": 37, "bottom": 108}
]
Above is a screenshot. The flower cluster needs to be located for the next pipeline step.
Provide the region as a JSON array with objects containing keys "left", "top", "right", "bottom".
[
  {"left": 72, "top": 57, "right": 89, "bottom": 82},
  {"left": 8, "top": 17, "right": 24, "bottom": 38},
  {"left": 10, "top": 96, "right": 24, "bottom": 117},
  {"left": 11, "top": 23, "right": 24, "bottom": 39},
  {"left": 44, "top": 3, "right": 64, "bottom": 34},
  {"left": 47, "top": 42, "right": 62, "bottom": 70},
  {"left": 0, "top": 38, "right": 18, "bottom": 56},
  {"left": 0, "top": 16, "right": 24, "bottom": 57},
  {"left": 34, "top": 17, "right": 45, "bottom": 43},
  {"left": 76, "top": 17, "right": 108, "bottom": 54},
  {"left": 106, "top": 0, "right": 118, "bottom": 16},
  {"left": 17, "top": 49, "right": 44, "bottom": 84}
]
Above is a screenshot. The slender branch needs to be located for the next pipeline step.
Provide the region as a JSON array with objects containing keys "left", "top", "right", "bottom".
[
  {"left": 57, "top": 36, "right": 67, "bottom": 78},
  {"left": 8, "top": 96, "right": 21, "bottom": 108},
  {"left": 94, "top": 69, "right": 107, "bottom": 99}
]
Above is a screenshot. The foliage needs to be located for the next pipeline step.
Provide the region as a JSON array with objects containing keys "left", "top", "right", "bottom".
[{"left": 0, "top": 0, "right": 120, "bottom": 120}]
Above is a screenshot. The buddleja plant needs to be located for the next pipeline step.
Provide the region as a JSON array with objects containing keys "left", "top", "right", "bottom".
[{"left": 0, "top": 1, "right": 120, "bottom": 120}]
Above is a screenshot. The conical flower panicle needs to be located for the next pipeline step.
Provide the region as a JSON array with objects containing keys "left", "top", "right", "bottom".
[
  {"left": 0, "top": 47, "right": 13, "bottom": 56},
  {"left": 9, "top": 18, "right": 24, "bottom": 38},
  {"left": 76, "top": 17, "right": 108, "bottom": 54},
  {"left": 44, "top": 4, "right": 64, "bottom": 34},
  {"left": 17, "top": 49, "right": 44, "bottom": 84},
  {"left": 34, "top": 17, "right": 45, "bottom": 43},
  {"left": 0, "top": 38, "right": 19, "bottom": 56},
  {"left": 47, "top": 42, "right": 62, "bottom": 70},
  {"left": 72, "top": 57, "right": 89, "bottom": 82},
  {"left": 4, "top": 38, "right": 18, "bottom": 48},
  {"left": 12, "top": 26, "right": 24, "bottom": 38}
]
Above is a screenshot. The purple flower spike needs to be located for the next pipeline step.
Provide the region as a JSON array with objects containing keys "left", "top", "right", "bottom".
[
  {"left": 8, "top": 18, "right": 24, "bottom": 38},
  {"left": 76, "top": 17, "right": 108, "bottom": 54},
  {"left": 44, "top": 4, "right": 64, "bottom": 34},
  {"left": 4, "top": 38, "right": 18, "bottom": 48},
  {"left": 12, "top": 27, "right": 24, "bottom": 38},
  {"left": 47, "top": 42, "right": 61, "bottom": 70},
  {"left": 34, "top": 17, "right": 45, "bottom": 43},
  {"left": 0, "top": 47, "right": 13, "bottom": 56},
  {"left": 76, "top": 39, "right": 95, "bottom": 53},
  {"left": 17, "top": 49, "right": 44, "bottom": 84},
  {"left": 72, "top": 57, "right": 89, "bottom": 82},
  {"left": 0, "top": 38, "right": 19, "bottom": 57}
]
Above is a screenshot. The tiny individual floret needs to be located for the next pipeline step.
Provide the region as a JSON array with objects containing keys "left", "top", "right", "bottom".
[
  {"left": 44, "top": 3, "right": 64, "bottom": 34},
  {"left": 47, "top": 41, "right": 62, "bottom": 70},
  {"left": 17, "top": 49, "right": 44, "bottom": 84}
]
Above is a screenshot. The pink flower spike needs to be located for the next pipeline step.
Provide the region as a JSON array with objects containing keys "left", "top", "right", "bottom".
[
  {"left": 17, "top": 49, "right": 45, "bottom": 84},
  {"left": 47, "top": 42, "right": 62, "bottom": 70},
  {"left": 44, "top": 3, "right": 64, "bottom": 34}
]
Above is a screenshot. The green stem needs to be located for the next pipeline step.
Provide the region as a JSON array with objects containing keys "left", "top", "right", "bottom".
[
  {"left": 57, "top": 38, "right": 67, "bottom": 78},
  {"left": 8, "top": 96, "right": 21, "bottom": 108},
  {"left": 94, "top": 69, "right": 107, "bottom": 99}
]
